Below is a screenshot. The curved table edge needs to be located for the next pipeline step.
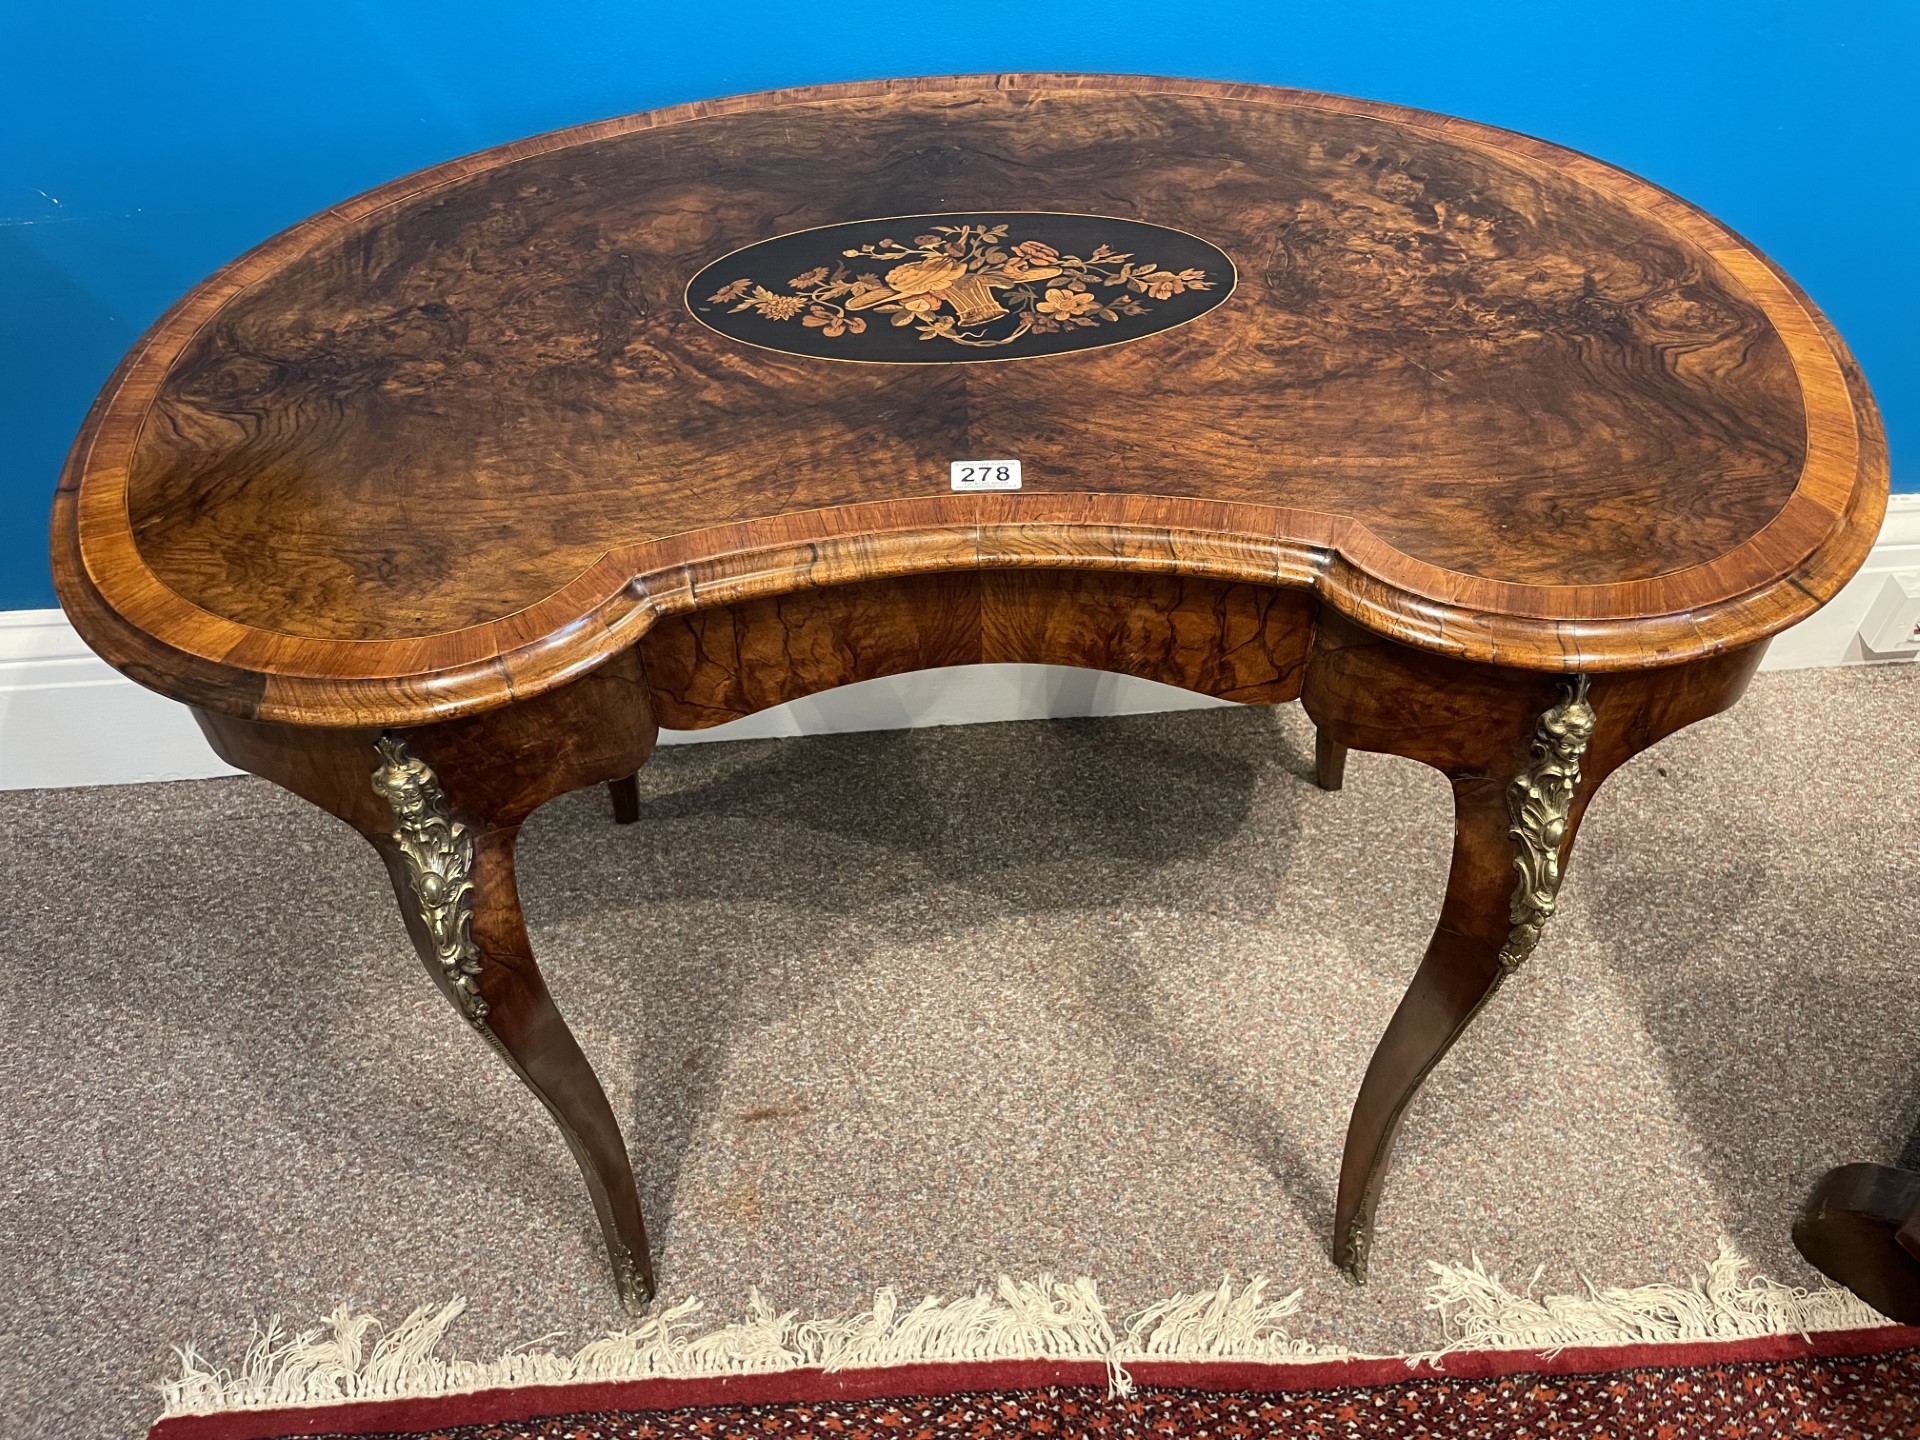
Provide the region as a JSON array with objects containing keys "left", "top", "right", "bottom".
[{"left": 52, "top": 472, "right": 1886, "bottom": 728}]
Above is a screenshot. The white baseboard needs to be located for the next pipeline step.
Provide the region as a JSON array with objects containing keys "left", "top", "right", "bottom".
[
  {"left": 0, "top": 611, "right": 245, "bottom": 790},
  {"left": 7, "top": 497, "right": 1916, "bottom": 791},
  {"left": 1751, "top": 494, "right": 1920, "bottom": 668},
  {"left": 0, "top": 621, "right": 1230, "bottom": 791}
]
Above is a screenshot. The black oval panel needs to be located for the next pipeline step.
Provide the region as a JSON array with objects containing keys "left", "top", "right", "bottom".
[{"left": 686, "top": 213, "right": 1236, "bottom": 364}]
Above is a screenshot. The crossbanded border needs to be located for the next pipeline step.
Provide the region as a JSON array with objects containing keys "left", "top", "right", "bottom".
[{"left": 7, "top": 497, "right": 1917, "bottom": 791}]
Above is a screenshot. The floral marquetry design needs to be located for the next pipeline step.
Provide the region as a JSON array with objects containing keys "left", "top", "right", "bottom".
[
  {"left": 710, "top": 225, "right": 1208, "bottom": 346},
  {"left": 688, "top": 213, "right": 1234, "bottom": 363}
]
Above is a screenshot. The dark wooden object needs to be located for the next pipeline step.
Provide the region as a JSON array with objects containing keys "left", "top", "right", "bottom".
[
  {"left": 1314, "top": 732, "right": 1348, "bottom": 792},
  {"left": 1796, "top": 1163, "right": 1920, "bottom": 1323},
  {"left": 50, "top": 75, "right": 1887, "bottom": 1312},
  {"left": 608, "top": 775, "right": 642, "bottom": 826}
]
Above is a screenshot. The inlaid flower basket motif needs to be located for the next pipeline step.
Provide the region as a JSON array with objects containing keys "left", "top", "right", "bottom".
[{"left": 687, "top": 213, "right": 1234, "bottom": 363}]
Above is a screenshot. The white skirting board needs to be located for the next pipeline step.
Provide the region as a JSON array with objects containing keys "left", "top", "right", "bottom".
[{"left": 7, "top": 495, "right": 1917, "bottom": 791}]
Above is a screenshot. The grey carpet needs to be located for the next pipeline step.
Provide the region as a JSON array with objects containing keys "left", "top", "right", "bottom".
[{"left": 2, "top": 665, "right": 1918, "bottom": 1439}]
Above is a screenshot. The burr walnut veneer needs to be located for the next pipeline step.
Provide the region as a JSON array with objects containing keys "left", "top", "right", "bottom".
[{"left": 51, "top": 75, "right": 1887, "bottom": 1312}]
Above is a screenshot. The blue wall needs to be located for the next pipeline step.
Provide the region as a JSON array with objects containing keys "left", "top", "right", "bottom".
[{"left": 5, "top": 2, "right": 1914, "bottom": 611}]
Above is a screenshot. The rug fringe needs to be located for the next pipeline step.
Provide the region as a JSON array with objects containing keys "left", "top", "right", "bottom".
[
  {"left": 162, "top": 1245, "right": 1888, "bottom": 1419},
  {"left": 1414, "top": 1237, "right": 1888, "bottom": 1363},
  {"left": 162, "top": 1274, "right": 1333, "bottom": 1416}
]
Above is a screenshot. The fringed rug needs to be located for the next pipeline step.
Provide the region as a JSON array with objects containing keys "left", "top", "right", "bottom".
[{"left": 151, "top": 1245, "right": 1920, "bottom": 1440}]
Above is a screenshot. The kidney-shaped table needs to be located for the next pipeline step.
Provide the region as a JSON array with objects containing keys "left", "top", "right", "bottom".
[{"left": 52, "top": 75, "right": 1887, "bottom": 1313}]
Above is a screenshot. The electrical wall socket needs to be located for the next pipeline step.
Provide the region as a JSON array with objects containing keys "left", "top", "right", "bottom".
[{"left": 1858, "top": 571, "right": 1920, "bottom": 655}]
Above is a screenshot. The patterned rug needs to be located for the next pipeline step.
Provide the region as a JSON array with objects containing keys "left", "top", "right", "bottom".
[
  {"left": 148, "top": 1331, "right": 1920, "bottom": 1440},
  {"left": 147, "top": 1249, "right": 1918, "bottom": 1440}
]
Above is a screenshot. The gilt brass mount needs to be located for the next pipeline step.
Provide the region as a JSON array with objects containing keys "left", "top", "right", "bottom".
[
  {"left": 371, "top": 735, "right": 489, "bottom": 1027},
  {"left": 1498, "top": 676, "right": 1596, "bottom": 972}
]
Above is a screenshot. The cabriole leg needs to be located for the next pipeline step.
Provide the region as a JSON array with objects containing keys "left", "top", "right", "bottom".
[
  {"left": 1304, "top": 611, "right": 1765, "bottom": 1283},
  {"left": 197, "top": 649, "right": 660, "bottom": 1314},
  {"left": 1333, "top": 676, "right": 1594, "bottom": 1280},
  {"left": 1333, "top": 702, "right": 1591, "bottom": 1282},
  {"left": 372, "top": 738, "right": 656, "bottom": 1312}
]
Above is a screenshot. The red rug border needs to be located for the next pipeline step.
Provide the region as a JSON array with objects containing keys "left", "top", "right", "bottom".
[{"left": 147, "top": 1322, "right": 1920, "bottom": 1440}]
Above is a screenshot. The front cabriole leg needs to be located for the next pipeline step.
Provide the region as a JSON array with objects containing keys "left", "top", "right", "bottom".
[
  {"left": 1328, "top": 678, "right": 1594, "bottom": 1283},
  {"left": 1302, "top": 612, "right": 1764, "bottom": 1283},
  {"left": 197, "top": 648, "right": 661, "bottom": 1315}
]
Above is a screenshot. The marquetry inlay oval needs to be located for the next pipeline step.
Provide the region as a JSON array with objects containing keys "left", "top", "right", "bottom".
[{"left": 686, "top": 213, "right": 1235, "bottom": 362}]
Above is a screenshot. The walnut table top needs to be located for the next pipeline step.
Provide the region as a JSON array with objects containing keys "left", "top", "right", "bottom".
[{"left": 53, "top": 75, "right": 1884, "bottom": 728}]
